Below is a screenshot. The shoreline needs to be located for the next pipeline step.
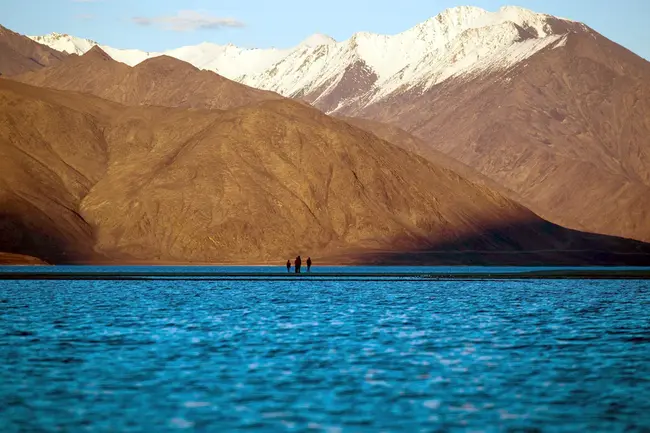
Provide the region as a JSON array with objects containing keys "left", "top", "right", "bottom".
[{"left": 2, "top": 269, "right": 650, "bottom": 280}]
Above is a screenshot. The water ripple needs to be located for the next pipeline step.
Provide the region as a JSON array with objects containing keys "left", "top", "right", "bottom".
[{"left": 0, "top": 278, "right": 649, "bottom": 431}]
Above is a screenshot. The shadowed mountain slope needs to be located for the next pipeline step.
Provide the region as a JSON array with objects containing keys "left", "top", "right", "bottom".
[
  {"left": 0, "top": 80, "right": 113, "bottom": 263},
  {"left": 13, "top": 46, "right": 284, "bottom": 110},
  {"left": 319, "top": 220, "right": 650, "bottom": 266}
]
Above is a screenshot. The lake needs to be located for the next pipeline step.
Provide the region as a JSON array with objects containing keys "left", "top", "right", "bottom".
[{"left": 1, "top": 267, "right": 649, "bottom": 431}]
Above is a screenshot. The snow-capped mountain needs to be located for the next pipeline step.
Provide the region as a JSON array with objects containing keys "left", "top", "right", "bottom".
[
  {"left": 30, "top": 32, "right": 154, "bottom": 65},
  {"left": 29, "top": 31, "right": 337, "bottom": 82},
  {"left": 30, "top": 32, "right": 96, "bottom": 55},
  {"left": 30, "top": 6, "right": 588, "bottom": 113},
  {"left": 240, "top": 6, "right": 587, "bottom": 113}
]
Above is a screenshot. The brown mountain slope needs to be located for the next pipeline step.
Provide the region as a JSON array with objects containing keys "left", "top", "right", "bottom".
[
  {"left": 1, "top": 79, "right": 648, "bottom": 264},
  {"left": 338, "top": 116, "right": 527, "bottom": 204},
  {"left": 81, "top": 96, "right": 539, "bottom": 262},
  {"left": 344, "top": 30, "right": 650, "bottom": 242},
  {"left": 0, "top": 25, "right": 67, "bottom": 76},
  {"left": 12, "top": 46, "right": 284, "bottom": 110}
]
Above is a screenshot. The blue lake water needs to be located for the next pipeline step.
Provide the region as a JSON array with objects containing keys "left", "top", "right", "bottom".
[{"left": 1, "top": 268, "right": 649, "bottom": 431}]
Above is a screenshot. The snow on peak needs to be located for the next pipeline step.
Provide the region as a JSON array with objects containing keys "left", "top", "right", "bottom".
[
  {"left": 344, "top": 5, "right": 564, "bottom": 83},
  {"left": 239, "top": 5, "right": 582, "bottom": 112},
  {"left": 299, "top": 33, "right": 337, "bottom": 48},
  {"left": 162, "top": 42, "right": 290, "bottom": 79},
  {"left": 29, "top": 32, "right": 98, "bottom": 55},
  {"left": 432, "top": 5, "right": 489, "bottom": 24},
  {"left": 29, "top": 5, "right": 585, "bottom": 112},
  {"left": 412, "top": 5, "right": 556, "bottom": 44},
  {"left": 477, "top": 6, "right": 556, "bottom": 37},
  {"left": 29, "top": 32, "right": 150, "bottom": 66}
]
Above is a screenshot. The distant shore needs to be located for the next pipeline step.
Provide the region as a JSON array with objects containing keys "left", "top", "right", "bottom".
[
  {"left": 2, "top": 268, "right": 650, "bottom": 281},
  {"left": 0, "top": 253, "right": 49, "bottom": 266},
  {"left": 3, "top": 249, "right": 649, "bottom": 268}
]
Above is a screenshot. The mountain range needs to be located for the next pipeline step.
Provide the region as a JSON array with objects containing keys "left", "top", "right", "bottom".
[
  {"left": 29, "top": 6, "right": 583, "bottom": 112},
  {"left": 2, "top": 77, "right": 647, "bottom": 265},
  {"left": 1, "top": 5, "right": 649, "bottom": 265},
  {"left": 23, "top": 6, "right": 650, "bottom": 243},
  {"left": 14, "top": 46, "right": 284, "bottom": 111}
]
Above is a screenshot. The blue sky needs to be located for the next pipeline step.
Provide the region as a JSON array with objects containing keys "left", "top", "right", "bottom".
[{"left": 3, "top": 0, "right": 649, "bottom": 59}]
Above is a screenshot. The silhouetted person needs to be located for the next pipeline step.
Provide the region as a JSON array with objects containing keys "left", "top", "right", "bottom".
[
  {"left": 295, "top": 255, "right": 302, "bottom": 273},
  {"left": 306, "top": 257, "right": 312, "bottom": 272},
  {"left": 286, "top": 259, "right": 291, "bottom": 272}
]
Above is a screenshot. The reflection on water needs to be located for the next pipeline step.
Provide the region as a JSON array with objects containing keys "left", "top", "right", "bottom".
[{"left": 1, "top": 277, "right": 649, "bottom": 431}]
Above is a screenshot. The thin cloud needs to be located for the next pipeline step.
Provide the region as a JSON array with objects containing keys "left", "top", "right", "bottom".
[
  {"left": 132, "top": 17, "right": 153, "bottom": 27},
  {"left": 72, "top": 0, "right": 99, "bottom": 3},
  {"left": 75, "top": 13, "right": 95, "bottom": 21},
  {"left": 132, "top": 10, "right": 244, "bottom": 32}
]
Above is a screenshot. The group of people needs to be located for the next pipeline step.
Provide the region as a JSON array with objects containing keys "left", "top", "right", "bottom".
[{"left": 286, "top": 255, "right": 312, "bottom": 273}]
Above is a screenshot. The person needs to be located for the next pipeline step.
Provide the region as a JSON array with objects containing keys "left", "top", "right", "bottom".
[
  {"left": 286, "top": 259, "right": 291, "bottom": 273},
  {"left": 295, "top": 255, "right": 302, "bottom": 273},
  {"left": 306, "top": 257, "right": 312, "bottom": 272}
]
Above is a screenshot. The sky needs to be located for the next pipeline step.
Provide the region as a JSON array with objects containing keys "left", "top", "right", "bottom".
[{"left": 3, "top": 0, "right": 649, "bottom": 59}]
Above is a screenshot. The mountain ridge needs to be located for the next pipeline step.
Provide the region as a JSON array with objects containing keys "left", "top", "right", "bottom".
[
  {"left": 12, "top": 44, "right": 285, "bottom": 111},
  {"left": 27, "top": 5, "right": 586, "bottom": 105},
  {"left": 0, "top": 24, "right": 67, "bottom": 76},
  {"left": 2, "top": 78, "right": 649, "bottom": 265}
]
